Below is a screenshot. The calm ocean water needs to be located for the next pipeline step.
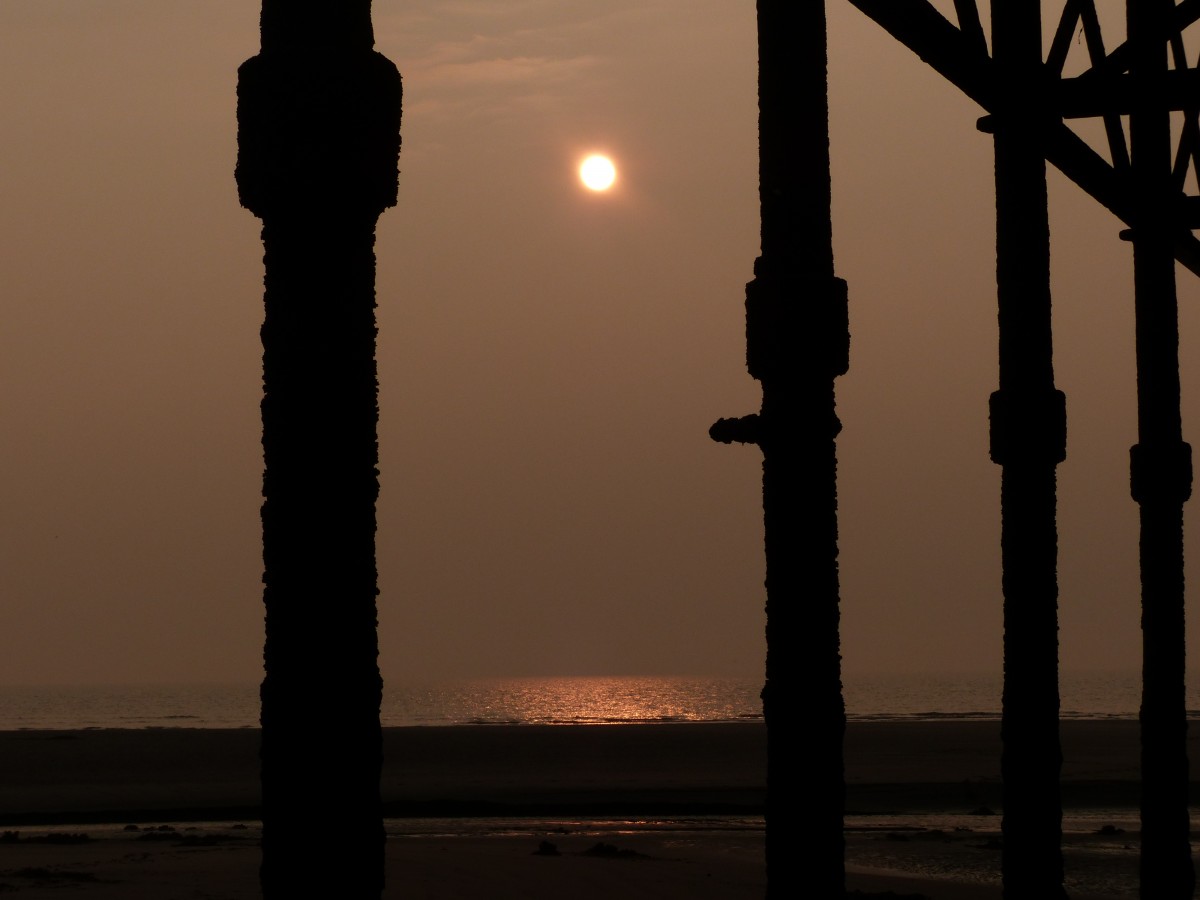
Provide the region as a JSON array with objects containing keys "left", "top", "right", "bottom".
[{"left": 0, "top": 670, "right": 1195, "bottom": 730}]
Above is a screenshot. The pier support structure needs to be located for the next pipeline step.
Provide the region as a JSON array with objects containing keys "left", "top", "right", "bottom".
[
  {"left": 714, "top": 0, "right": 1200, "bottom": 895},
  {"left": 844, "top": 1, "right": 1199, "bottom": 895},
  {"left": 1126, "top": 2, "right": 1194, "bottom": 895},
  {"left": 988, "top": 2, "right": 1068, "bottom": 896},
  {"left": 235, "top": 2, "right": 401, "bottom": 896},
  {"left": 712, "top": 2, "right": 849, "bottom": 895}
]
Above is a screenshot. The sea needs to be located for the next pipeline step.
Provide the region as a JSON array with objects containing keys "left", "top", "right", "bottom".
[{"left": 0, "top": 669, "right": 1195, "bottom": 731}]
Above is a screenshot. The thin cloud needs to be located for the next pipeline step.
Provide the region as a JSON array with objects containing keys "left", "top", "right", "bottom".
[
  {"left": 415, "top": 47, "right": 600, "bottom": 89},
  {"left": 375, "top": 0, "right": 654, "bottom": 122},
  {"left": 394, "top": 33, "right": 605, "bottom": 123}
]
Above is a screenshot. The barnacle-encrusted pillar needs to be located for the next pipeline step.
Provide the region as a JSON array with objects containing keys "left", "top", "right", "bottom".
[
  {"left": 987, "top": 3, "right": 1067, "bottom": 896},
  {"left": 1126, "top": 1, "right": 1194, "bottom": 896},
  {"left": 235, "top": 2, "right": 400, "bottom": 897},
  {"left": 711, "top": 2, "right": 848, "bottom": 896}
]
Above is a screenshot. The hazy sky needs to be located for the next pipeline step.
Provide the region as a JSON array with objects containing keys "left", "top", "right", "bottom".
[{"left": 2, "top": 1, "right": 1197, "bottom": 686}]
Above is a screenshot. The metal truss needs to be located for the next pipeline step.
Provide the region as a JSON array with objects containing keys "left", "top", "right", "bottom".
[
  {"left": 846, "top": 3, "right": 1197, "bottom": 897},
  {"left": 851, "top": 0, "right": 1200, "bottom": 276}
]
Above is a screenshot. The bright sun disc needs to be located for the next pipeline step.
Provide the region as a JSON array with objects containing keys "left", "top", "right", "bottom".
[{"left": 579, "top": 154, "right": 616, "bottom": 191}]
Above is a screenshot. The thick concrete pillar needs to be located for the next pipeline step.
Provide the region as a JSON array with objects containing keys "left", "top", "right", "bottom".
[
  {"left": 235, "top": 2, "right": 401, "bottom": 896},
  {"left": 713, "top": 2, "right": 848, "bottom": 895}
]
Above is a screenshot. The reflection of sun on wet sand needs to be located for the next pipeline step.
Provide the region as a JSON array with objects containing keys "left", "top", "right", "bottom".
[{"left": 0, "top": 721, "right": 1168, "bottom": 898}]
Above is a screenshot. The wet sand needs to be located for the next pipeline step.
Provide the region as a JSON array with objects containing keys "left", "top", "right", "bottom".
[{"left": 0, "top": 721, "right": 1176, "bottom": 897}]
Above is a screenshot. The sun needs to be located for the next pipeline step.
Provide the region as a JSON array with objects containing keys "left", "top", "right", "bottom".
[{"left": 579, "top": 154, "right": 617, "bottom": 191}]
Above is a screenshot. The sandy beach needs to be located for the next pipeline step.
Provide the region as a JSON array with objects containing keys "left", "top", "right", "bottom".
[{"left": 0, "top": 721, "right": 1178, "bottom": 897}]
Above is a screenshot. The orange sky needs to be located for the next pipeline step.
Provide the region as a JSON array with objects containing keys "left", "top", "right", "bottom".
[{"left": 0, "top": 1, "right": 1196, "bottom": 686}]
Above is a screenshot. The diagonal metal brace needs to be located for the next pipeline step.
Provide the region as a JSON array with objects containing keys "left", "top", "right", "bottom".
[{"left": 847, "top": 0, "right": 1200, "bottom": 278}]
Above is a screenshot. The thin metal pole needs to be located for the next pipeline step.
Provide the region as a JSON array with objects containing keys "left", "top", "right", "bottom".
[
  {"left": 1126, "top": 1, "right": 1195, "bottom": 896},
  {"left": 988, "top": 2, "right": 1067, "bottom": 896}
]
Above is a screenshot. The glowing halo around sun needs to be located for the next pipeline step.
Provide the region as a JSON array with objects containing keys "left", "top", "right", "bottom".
[{"left": 579, "top": 154, "right": 617, "bottom": 191}]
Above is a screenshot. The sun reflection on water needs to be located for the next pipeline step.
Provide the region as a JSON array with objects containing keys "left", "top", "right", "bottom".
[{"left": 387, "top": 676, "right": 763, "bottom": 727}]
